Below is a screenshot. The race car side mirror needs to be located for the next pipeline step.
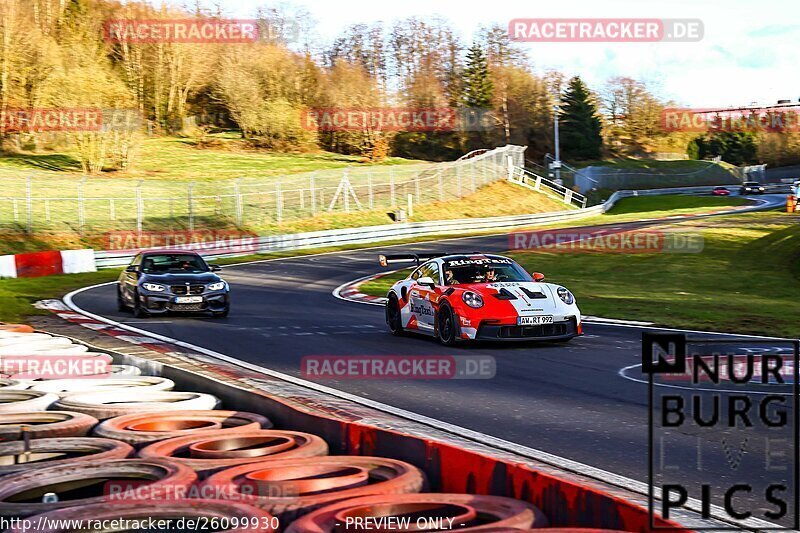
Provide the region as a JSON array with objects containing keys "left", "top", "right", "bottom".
[
  {"left": 417, "top": 276, "right": 436, "bottom": 288},
  {"left": 532, "top": 272, "right": 545, "bottom": 282},
  {"left": 125, "top": 265, "right": 139, "bottom": 273},
  {"left": 209, "top": 264, "right": 222, "bottom": 271}
]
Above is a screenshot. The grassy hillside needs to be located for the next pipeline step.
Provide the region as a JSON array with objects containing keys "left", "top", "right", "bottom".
[{"left": 0, "top": 134, "right": 422, "bottom": 181}]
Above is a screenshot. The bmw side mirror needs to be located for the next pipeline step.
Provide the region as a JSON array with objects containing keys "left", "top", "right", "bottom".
[
  {"left": 532, "top": 272, "right": 545, "bottom": 282},
  {"left": 210, "top": 264, "right": 222, "bottom": 272},
  {"left": 125, "top": 265, "right": 139, "bottom": 273},
  {"left": 417, "top": 276, "right": 436, "bottom": 288}
]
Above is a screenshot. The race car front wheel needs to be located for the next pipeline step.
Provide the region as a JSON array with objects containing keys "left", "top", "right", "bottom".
[
  {"left": 386, "top": 295, "right": 404, "bottom": 336},
  {"left": 437, "top": 305, "right": 457, "bottom": 346}
]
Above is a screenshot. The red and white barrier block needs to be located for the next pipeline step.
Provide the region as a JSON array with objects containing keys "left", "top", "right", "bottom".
[{"left": 0, "top": 249, "right": 96, "bottom": 279}]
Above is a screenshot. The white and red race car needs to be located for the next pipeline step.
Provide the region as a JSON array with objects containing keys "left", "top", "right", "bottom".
[{"left": 380, "top": 253, "right": 582, "bottom": 345}]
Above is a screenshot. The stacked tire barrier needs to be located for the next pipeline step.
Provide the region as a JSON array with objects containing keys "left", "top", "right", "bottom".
[{"left": 0, "top": 324, "right": 690, "bottom": 531}]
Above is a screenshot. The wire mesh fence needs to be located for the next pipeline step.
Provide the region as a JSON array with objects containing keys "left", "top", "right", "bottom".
[{"left": 0, "top": 145, "right": 526, "bottom": 235}]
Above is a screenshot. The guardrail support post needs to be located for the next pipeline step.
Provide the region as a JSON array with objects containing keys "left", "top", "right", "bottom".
[
  {"left": 78, "top": 177, "right": 86, "bottom": 235},
  {"left": 234, "top": 178, "right": 243, "bottom": 226},
  {"left": 310, "top": 174, "right": 316, "bottom": 216},
  {"left": 564, "top": 189, "right": 573, "bottom": 205},
  {"left": 534, "top": 176, "right": 541, "bottom": 191},
  {"left": 187, "top": 181, "right": 194, "bottom": 231},
  {"left": 368, "top": 172, "right": 374, "bottom": 209},
  {"left": 390, "top": 169, "right": 396, "bottom": 206},
  {"left": 136, "top": 180, "right": 144, "bottom": 235},
  {"left": 25, "top": 176, "right": 32, "bottom": 233},
  {"left": 276, "top": 179, "right": 282, "bottom": 223}
]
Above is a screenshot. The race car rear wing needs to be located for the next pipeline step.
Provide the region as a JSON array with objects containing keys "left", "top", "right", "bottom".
[{"left": 378, "top": 253, "right": 445, "bottom": 267}]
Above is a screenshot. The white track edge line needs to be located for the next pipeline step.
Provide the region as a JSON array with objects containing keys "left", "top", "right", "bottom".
[{"left": 63, "top": 283, "right": 777, "bottom": 529}]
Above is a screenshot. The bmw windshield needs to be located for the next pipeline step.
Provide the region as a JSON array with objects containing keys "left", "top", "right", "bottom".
[{"left": 141, "top": 254, "right": 209, "bottom": 274}]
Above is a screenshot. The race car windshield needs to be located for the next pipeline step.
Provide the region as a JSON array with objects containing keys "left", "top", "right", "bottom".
[
  {"left": 443, "top": 263, "right": 532, "bottom": 285},
  {"left": 141, "top": 254, "right": 209, "bottom": 273}
]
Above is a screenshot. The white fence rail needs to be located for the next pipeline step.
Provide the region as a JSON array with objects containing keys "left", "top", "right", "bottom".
[
  {"left": 0, "top": 145, "right": 526, "bottom": 233},
  {"left": 510, "top": 167, "right": 588, "bottom": 209}
]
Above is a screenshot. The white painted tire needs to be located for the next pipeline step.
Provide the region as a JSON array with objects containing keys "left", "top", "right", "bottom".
[
  {"left": 0, "top": 379, "right": 28, "bottom": 391},
  {"left": 31, "top": 377, "right": 175, "bottom": 397},
  {"left": 110, "top": 365, "right": 142, "bottom": 377},
  {"left": 0, "top": 391, "right": 59, "bottom": 412},
  {"left": 54, "top": 391, "right": 220, "bottom": 420}
]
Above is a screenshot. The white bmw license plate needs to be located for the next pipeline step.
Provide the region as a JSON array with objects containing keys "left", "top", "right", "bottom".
[
  {"left": 518, "top": 315, "right": 554, "bottom": 325},
  {"left": 175, "top": 296, "right": 203, "bottom": 304}
]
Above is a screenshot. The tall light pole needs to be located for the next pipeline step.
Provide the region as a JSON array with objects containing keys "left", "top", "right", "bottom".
[{"left": 552, "top": 104, "right": 562, "bottom": 184}]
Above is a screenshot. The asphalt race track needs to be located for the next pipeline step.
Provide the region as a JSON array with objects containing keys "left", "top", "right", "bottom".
[{"left": 73, "top": 195, "right": 795, "bottom": 524}]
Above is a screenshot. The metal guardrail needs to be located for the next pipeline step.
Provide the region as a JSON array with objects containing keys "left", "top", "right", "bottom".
[
  {"left": 95, "top": 182, "right": 779, "bottom": 268},
  {"left": 95, "top": 205, "right": 604, "bottom": 268}
]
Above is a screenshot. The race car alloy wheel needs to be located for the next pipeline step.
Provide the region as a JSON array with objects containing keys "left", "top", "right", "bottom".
[
  {"left": 437, "top": 304, "right": 457, "bottom": 346},
  {"left": 386, "top": 295, "right": 404, "bottom": 336}
]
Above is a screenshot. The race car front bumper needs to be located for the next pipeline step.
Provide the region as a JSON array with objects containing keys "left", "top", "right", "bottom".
[
  {"left": 139, "top": 291, "right": 229, "bottom": 314},
  {"left": 461, "top": 316, "right": 581, "bottom": 341}
]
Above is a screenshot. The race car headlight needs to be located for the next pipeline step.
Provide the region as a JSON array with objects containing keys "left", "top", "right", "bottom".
[
  {"left": 207, "top": 281, "right": 226, "bottom": 291},
  {"left": 557, "top": 287, "right": 575, "bottom": 305},
  {"left": 142, "top": 283, "right": 166, "bottom": 292},
  {"left": 462, "top": 291, "right": 484, "bottom": 308}
]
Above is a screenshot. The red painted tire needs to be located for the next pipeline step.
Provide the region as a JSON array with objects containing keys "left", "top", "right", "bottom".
[
  {"left": 0, "top": 458, "right": 197, "bottom": 517},
  {"left": 94, "top": 410, "right": 273, "bottom": 446},
  {"left": 200, "top": 456, "right": 426, "bottom": 522},
  {"left": 0, "top": 437, "right": 133, "bottom": 475},
  {"left": 139, "top": 430, "right": 329, "bottom": 473},
  {"left": 8, "top": 499, "right": 278, "bottom": 533},
  {"left": 0, "top": 324, "right": 35, "bottom": 334},
  {"left": 284, "top": 493, "right": 548, "bottom": 532},
  {"left": 0, "top": 411, "right": 98, "bottom": 440}
]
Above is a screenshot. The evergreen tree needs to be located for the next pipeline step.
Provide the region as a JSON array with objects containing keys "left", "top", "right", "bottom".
[
  {"left": 462, "top": 44, "right": 493, "bottom": 108},
  {"left": 559, "top": 76, "right": 603, "bottom": 160}
]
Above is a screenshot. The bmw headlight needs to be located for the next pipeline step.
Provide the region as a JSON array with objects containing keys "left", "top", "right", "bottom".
[
  {"left": 142, "top": 283, "right": 166, "bottom": 292},
  {"left": 207, "top": 281, "right": 226, "bottom": 291},
  {"left": 557, "top": 287, "right": 575, "bottom": 305},
  {"left": 462, "top": 291, "right": 484, "bottom": 308}
]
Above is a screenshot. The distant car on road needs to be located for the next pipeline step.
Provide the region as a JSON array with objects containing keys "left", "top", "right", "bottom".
[
  {"left": 740, "top": 181, "right": 765, "bottom": 195},
  {"left": 117, "top": 251, "right": 230, "bottom": 318},
  {"left": 711, "top": 186, "right": 730, "bottom": 196},
  {"left": 380, "top": 253, "right": 582, "bottom": 345}
]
